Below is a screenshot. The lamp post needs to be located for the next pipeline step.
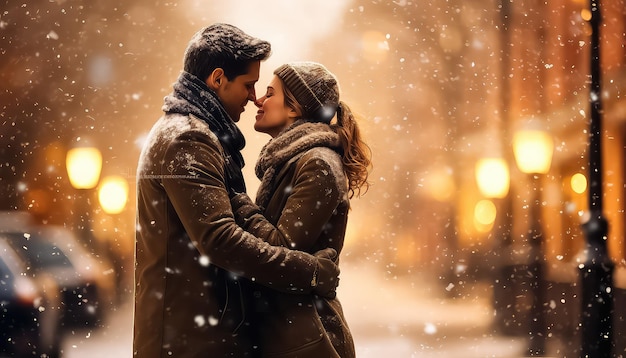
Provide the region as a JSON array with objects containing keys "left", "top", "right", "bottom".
[
  {"left": 512, "top": 126, "right": 553, "bottom": 356},
  {"left": 580, "top": 1, "right": 613, "bottom": 356},
  {"left": 493, "top": 0, "right": 518, "bottom": 335},
  {"left": 66, "top": 143, "right": 102, "bottom": 251}
]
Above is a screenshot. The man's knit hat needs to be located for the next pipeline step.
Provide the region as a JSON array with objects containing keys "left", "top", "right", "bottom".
[{"left": 274, "top": 62, "right": 339, "bottom": 123}]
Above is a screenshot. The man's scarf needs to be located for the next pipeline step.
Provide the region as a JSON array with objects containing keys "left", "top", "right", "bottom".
[{"left": 162, "top": 71, "right": 246, "bottom": 192}]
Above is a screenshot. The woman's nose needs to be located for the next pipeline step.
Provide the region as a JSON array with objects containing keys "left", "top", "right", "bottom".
[{"left": 254, "top": 97, "right": 263, "bottom": 108}]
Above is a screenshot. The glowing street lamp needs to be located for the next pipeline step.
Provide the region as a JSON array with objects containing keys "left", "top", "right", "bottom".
[
  {"left": 98, "top": 175, "right": 129, "bottom": 215},
  {"left": 475, "top": 157, "right": 510, "bottom": 199},
  {"left": 473, "top": 199, "right": 497, "bottom": 233},
  {"left": 513, "top": 126, "right": 553, "bottom": 356},
  {"left": 512, "top": 129, "right": 553, "bottom": 175},
  {"left": 66, "top": 147, "right": 102, "bottom": 190}
]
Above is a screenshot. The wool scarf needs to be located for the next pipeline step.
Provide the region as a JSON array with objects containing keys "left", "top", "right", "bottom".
[
  {"left": 255, "top": 120, "right": 341, "bottom": 209},
  {"left": 162, "top": 71, "right": 246, "bottom": 192}
]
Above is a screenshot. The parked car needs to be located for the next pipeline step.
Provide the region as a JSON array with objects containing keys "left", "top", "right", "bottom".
[
  {"left": 0, "top": 211, "right": 117, "bottom": 330},
  {"left": 0, "top": 239, "right": 62, "bottom": 357},
  {"left": 0, "top": 225, "right": 117, "bottom": 329}
]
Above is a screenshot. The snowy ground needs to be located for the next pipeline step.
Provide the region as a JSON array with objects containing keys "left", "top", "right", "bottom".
[
  {"left": 61, "top": 260, "right": 529, "bottom": 357},
  {"left": 338, "top": 261, "right": 528, "bottom": 357}
]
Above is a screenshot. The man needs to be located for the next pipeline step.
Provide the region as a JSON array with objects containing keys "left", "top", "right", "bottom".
[{"left": 133, "top": 24, "right": 339, "bottom": 357}]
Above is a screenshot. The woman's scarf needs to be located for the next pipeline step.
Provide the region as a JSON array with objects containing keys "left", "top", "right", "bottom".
[
  {"left": 255, "top": 120, "right": 340, "bottom": 209},
  {"left": 162, "top": 71, "right": 247, "bottom": 192}
]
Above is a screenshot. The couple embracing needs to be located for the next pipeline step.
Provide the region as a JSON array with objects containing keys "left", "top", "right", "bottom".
[{"left": 133, "top": 23, "right": 371, "bottom": 358}]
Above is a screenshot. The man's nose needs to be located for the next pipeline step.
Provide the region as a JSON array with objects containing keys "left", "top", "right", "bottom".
[{"left": 247, "top": 88, "right": 256, "bottom": 102}]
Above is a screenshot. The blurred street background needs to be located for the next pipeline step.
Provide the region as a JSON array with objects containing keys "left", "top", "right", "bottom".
[
  {"left": 59, "top": 261, "right": 528, "bottom": 358},
  {"left": 3, "top": 0, "right": 626, "bottom": 356}
]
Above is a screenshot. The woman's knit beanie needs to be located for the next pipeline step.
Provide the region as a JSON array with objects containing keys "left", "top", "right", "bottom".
[{"left": 274, "top": 62, "right": 339, "bottom": 123}]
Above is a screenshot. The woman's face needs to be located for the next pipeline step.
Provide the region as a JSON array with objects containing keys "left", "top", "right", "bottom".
[{"left": 254, "top": 75, "right": 297, "bottom": 137}]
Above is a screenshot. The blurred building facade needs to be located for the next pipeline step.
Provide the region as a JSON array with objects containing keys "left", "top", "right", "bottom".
[{"left": 307, "top": 0, "right": 626, "bottom": 354}]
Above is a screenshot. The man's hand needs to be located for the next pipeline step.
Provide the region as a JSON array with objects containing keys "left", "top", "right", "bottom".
[{"left": 311, "top": 248, "right": 339, "bottom": 299}]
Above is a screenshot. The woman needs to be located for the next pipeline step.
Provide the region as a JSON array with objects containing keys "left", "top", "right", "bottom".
[{"left": 230, "top": 62, "right": 371, "bottom": 357}]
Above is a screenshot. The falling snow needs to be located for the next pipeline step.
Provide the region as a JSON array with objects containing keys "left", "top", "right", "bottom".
[{"left": 1, "top": 0, "right": 625, "bottom": 357}]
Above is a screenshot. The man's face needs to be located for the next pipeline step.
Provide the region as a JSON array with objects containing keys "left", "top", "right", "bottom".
[{"left": 215, "top": 61, "right": 261, "bottom": 122}]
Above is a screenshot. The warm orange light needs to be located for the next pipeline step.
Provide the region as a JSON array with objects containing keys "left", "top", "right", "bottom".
[
  {"left": 475, "top": 158, "right": 510, "bottom": 198},
  {"left": 473, "top": 199, "right": 497, "bottom": 233},
  {"left": 571, "top": 173, "right": 587, "bottom": 194},
  {"left": 513, "top": 129, "right": 554, "bottom": 174},
  {"left": 580, "top": 8, "right": 592, "bottom": 21},
  {"left": 98, "top": 175, "right": 129, "bottom": 214},
  {"left": 66, "top": 147, "right": 102, "bottom": 189}
]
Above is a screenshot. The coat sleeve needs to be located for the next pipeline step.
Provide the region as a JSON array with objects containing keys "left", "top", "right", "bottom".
[
  {"left": 231, "top": 153, "right": 343, "bottom": 252},
  {"left": 161, "top": 128, "right": 316, "bottom": 294}
]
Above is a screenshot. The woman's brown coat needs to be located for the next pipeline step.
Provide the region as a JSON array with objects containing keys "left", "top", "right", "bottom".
[{"left": 231, "top": 121, "right": 356, "bottom": 358}]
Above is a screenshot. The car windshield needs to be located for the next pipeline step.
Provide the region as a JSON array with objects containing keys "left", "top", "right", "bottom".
[
  {"left": 0, "top": 258, "right": 15, "bottom": 296},
  {"left": 3, "top": 232, "right": 73, "bottom": 270}
]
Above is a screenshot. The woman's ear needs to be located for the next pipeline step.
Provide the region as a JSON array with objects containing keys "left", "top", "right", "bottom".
[
  {"left": 287, "top": 106, "right": 300, "bottom": 120},
  {"left": 205, "top": 68, "right": 225, "bottom": 90}
]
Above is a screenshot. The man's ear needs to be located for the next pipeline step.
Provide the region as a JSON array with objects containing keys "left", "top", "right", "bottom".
[{"left": 206, "top": 68, "right": 225, "bottom": 90}]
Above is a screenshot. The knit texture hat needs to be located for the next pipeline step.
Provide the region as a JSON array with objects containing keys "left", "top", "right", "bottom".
[{"left": 274, "top": 62, "right": 339, "bottom": 123}]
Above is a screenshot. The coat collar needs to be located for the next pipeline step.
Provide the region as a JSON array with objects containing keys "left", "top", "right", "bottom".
[{"left": 254, "top": 120, "right": 340, "bottom": 208}]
